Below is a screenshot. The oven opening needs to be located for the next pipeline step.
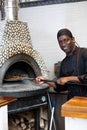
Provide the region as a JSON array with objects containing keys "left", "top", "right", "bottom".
[{"left": 3, "top": 61, "right": 36, "bottom": 84}]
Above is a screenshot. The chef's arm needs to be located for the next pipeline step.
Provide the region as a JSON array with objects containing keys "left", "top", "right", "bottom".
[
  {"left": 56, "top": 74, "right": 87, "bottom": 85},
  {"left": 57, "top": 76, "right": 80, "bottom": 85}
]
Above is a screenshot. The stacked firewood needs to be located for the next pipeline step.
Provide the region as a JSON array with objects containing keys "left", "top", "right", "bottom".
[
  {"left": 8, "top": 107, "right": 48, "bottom": 130},
  {"left": 8, "top": 111, "right": 35, "bottom": 130}
]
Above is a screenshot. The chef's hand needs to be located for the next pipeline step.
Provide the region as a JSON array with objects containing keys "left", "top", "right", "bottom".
[
  {"left": 35, "top": 76, "right": 48, "bottom": 85},
  {"left": 57, "top": 77, "right": 70, "bottom": 85}
]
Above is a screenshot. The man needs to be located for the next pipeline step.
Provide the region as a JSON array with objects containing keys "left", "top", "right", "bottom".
[{"left": 36, "top": 28, "right": 87, "bottom": 99}]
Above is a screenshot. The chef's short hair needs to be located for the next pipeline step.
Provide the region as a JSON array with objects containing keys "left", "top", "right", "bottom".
[{"left": 57, "top": 28, "right": 73, "bottom": 39}]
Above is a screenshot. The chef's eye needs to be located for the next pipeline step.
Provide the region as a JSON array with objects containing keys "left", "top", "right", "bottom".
[
  {"left": 64, "top": 38, "right": 70, "bottom": 43},
  {"left": 59, "top": 38, "right": 70, "bottom": 44}
]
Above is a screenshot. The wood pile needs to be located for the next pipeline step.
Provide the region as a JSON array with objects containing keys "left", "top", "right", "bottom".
[
  {"left": 8, "top": 110, "right": 35, "bottom": 130},
  {"left": 8, "top": 106, "right": 48, "bottom": 130}
]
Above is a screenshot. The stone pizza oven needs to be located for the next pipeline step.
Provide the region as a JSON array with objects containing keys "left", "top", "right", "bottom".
[
  {"left": 0, "top": 19, "right": 48, "bottom": 84},
  {"left": 0, "top": 0, "right": 48, "bottom": 86},
  {"left": 0, "top": 0, "right": 49, "bottom": 112},
  {"left": 0, "top": 1, "right": 50, "bottom": 130}
]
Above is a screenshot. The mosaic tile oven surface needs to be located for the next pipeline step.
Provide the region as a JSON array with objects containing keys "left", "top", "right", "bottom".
[{"left": 0, "top": 20, "right": 48, "bottom": 77}]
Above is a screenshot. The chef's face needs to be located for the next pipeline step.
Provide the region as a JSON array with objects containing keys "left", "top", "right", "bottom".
[{"left": 58, "top": 35, "right": 75, "bottom": 55}]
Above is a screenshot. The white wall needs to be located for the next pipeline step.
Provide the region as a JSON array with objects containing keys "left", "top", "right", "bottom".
[{"left": 1, "top": 1, "right": 87, "bottom": 78}]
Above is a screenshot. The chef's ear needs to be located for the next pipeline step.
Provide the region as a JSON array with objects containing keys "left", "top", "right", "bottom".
[{"left": 72, "top": 37, "right": 75, "bottom": 43}]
